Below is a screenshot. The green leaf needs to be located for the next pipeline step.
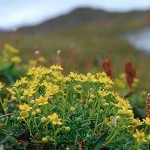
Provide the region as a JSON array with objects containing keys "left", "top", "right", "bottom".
[{"left": 93, "top": 130, "right": 108, "bottom": 150}]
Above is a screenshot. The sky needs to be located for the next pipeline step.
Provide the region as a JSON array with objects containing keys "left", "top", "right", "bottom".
[{"left": 1, "top": 0, "right": 150, "bottom": 30}]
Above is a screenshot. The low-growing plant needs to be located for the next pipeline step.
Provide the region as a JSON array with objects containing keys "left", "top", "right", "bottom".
[
  {"left": 0, "top": 44, "right": 25, "bottom": 85},
  {"left": 0, "top": 65, "right": 149, "bottom": 149}
]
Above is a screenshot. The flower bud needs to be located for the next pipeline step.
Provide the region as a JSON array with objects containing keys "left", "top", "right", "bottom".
[
  {"left": 12, "top": 97, "right": 16, "bottom": 101},
  {"left": 17, "top": 117, "right": 22, "bottom": 121},
  {"left": 103, "top": 103, "right": 109, "bottom": 107},
  {"left": 42, "top": 137, "right": 48, "bottom": 143},
  {"left": 36, "top": 109, "right": 41, "bottom": 114},
  {"left": 90, "top": 94, "right": 95, "bottom": 99},
  {"left": 20, "top": 96, "right": 25, "bottom": 100},
  {"left": 116, "top": 116, "right": 121, "bottom": 121},
  {"left": 70, "top": 107, "right": 75, "bottom": 113},
  {"left": 41, "top": 117, "right": 47, "bottom": 123},
  {"left": 31, "top": 111, "right": 36, "bottom": 116},
  {"left": 99, "top": 109, "right": 104, "bottom": 114},
  {"left": 88, "top": 99, "right": 94, "bottom": 104},
  {"left": 31, "top": 100, "right": 35, "bottom": 105},
  {"left": 65, "top": 127, "right": 71, "bottom": 132}
]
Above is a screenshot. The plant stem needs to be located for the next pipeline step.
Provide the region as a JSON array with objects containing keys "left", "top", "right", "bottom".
[{"left": 103, "top": 127, "right": 119, "bottom": 146}]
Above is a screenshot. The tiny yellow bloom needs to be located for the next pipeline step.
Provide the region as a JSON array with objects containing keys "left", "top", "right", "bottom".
[
  {"left": 17, "top": 117, "right": 22, "bottom": 121},
  {"left": 36, "top": 96, "right": 48, "bottom": 106},
  {"left": 36, "top": 109, "right": 41, "bottom": 114},
  {"left": 0, "top": 82, "right": 4, "bottom": 89},
  {"left": 41, "top": 117, "right": 48, "bottom": 123},
  {"left": 48, "top": 113, "right": 62, "bottom": 125},
  {"left": 11, "top": 56, "right": 21, "bottom": 64},
  {"left": 132, "top": 119, "right": 142, "bottom": 126},
  {"left": 103, "top": 103, "right": 109, "bottom": 107},
  {"left": 50, "top": 65, "right": 63, "bottom": 70},
  {"left": 70, "top": 107, "right": 75, "bottom": 113},
  {"left": 28, "top": 60, "right": 37, "bottom": 66},
  {"left": 133, "top": 129, "right": 148, "bottom": 143},
  {"left": 42, "top": 137, "right": 48, "bottom": 143},
  {"left": 98, "top": 89, "right": 109, "bottom": 97},
  {"left": 20, "top": 111, "right": 28, "bottom": 119},
  {"left": 38, "top": 57, "right": 46, "bottom": 63},
  {"left": 6, "top": 88, "right": 15, "bottom": 95},
  {"left": 30, "top": 100, "right": 35, "bottom": 105},
  {"left": 143, "top": 117, "right": 150, "bottom": 126},
  {"left": 65, "top": 127, "right": 71, "bottom": 132},
  {"left": 127, "top": 125, "right": 134, "bottom": 132},
  {"left": 19, "top": 104, "right": 32, "bottom": 111},
  {"left": 4, "top": 44, "right": 19, "bottom": 54},
  {"left": 31, "top": 111, "right": 36, "bottom": 116}
]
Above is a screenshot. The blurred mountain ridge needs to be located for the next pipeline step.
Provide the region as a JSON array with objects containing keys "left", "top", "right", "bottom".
[{"left": 17, "top": 7, "right": 150, "bottom": 34}]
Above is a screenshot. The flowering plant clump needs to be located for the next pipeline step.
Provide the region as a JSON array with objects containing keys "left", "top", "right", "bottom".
[
  {"left": 0, "top": 65, "right": 149, "bottom": 149},
  {"left": 0, "top": 44, "right": 25, "bottom": 85}
]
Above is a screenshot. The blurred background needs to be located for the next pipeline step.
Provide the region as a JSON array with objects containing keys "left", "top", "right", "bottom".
[{"left": 0, "top": 0, "right": 150, "bottom": 90}]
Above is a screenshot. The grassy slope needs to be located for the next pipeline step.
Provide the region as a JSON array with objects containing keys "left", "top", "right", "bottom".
[{"left": 0, "top": 9, "right": 150, "bottom": 90}]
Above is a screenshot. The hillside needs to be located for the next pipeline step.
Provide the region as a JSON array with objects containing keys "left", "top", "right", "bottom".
[
  {"left": 1, "top": 7, "right": 150, "bottom": 90},
  {"left": 18, "top": 7, "right": 150, "bottom": 34}
]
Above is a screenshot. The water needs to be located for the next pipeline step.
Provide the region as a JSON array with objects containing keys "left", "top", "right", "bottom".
[{"left": 123, "top": 27, "right": 150, "bottom": 53}]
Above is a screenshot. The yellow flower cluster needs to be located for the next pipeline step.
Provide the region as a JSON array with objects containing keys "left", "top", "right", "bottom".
[
  {"left": 7, "top": 65, "right": 149, "bottom": 147},
  {"left": 4, "top": 44, "right": 19, "bottom": 54},
  {"left": 3, "top": 44, "right": 21, "bottom": 64}
]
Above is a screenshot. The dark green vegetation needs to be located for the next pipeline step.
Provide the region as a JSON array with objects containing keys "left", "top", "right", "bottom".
[{"left": 0, "top": 7, "right": 150, "bottom": 89}]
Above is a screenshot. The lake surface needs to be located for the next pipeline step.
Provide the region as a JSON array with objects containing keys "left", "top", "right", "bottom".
[{"left": 123, "top": 27, "right": 150, "bottom": 53}]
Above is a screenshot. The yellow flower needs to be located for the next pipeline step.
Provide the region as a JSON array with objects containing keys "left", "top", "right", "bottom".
[
  {"left": 147, "top": 135, "right": 150, "bottom": 142},
  {"left": 70, "top": 107, "right": 75, "bottom": 113},
  {"left": 98, "top": 89, "right": 109, "bottom": 97},
  {"left": 11, "top": 56, "right": 21, "bottom": 64},
  {"left": 96, "top": 72, "right": 114, "bottom": 85},
  {"left": 48, "top": 113, "right": 62, "bottom": 125},
  {"left": 13, "top": 77, "right": 28, "bottom": 87},
  {"left": 36, "top": 96, "right": 48, "bottom": 106},
  {"left": 38, "top": 57, "right": 46, "bottom": 63},
  {"left": 19, "top": 104, "right": 32, "bottom": 111},
  {"left": 36, "top": 109, "right": 41, "bottom": 114},
  {"left": 143, "top": 117, "right": 150, "bottom": 126},
  {"left": 68, "top": 72, "right": 78, "bottom": 79},
  {"left": 65, "top": 127, "right": 71, "bottom": 132},
  {"left": 50, "top": 65, "right": 63, "bottom": 70},
  {"left": 133, "top": 129, "right": 148, "bottom": 143},
  {"left": 31, "top": 111, "right": 36, "bottom": 117},
  {"left": 23, "top": 88, "right": 35, "bottom": 97},
  {"left": 41, "top": 117, "right": 48, "bottom": 123},
  {"left": 42, "top": 137, "right": 48, "bottom": 143},
  {"left": 20, "top": 111, "right": 28, "bottom": 119},
  {"left": 132, "top": 119, "right": 142, "bottom": 126},
  {"left": 0, "top": 82, "right": 4, "bottom": 89},
  {"left": 4, "top": 44, "right": 19, "bottom": 54},
  {"left": 127, "top": 125, "right": 134, "bottom": 132},
  {"left": 104, "top": 118, "right": 111, "bottom": 127},
  {"left": 73, "top": 85, "right": 82, "bottom": 93},
  {"left": 6, "top": 88, "right": 15, "bottom": 95}
]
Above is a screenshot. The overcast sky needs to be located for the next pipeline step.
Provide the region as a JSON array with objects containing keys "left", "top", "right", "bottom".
[{"left": 1, "top": 0, "right": 150, "bottom": 30}]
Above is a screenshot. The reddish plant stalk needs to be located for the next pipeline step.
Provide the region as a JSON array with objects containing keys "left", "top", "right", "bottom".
[
  {"left": 124, "top": 61, "right": 136, "bottom": 91},
  {"left": 102, "top": 59, "right": 112, "bottom": 79},
  {"left": 146, "top": 93, "right": 150, "bottom": 117}
]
